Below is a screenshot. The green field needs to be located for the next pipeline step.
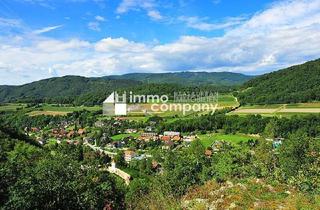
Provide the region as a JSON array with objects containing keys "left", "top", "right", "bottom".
[
  {"left": 111, "top": 133, "right": 140, "bottom": 141},
  {"left": 27, "top": 104, "right": 101, "bottom": 116},
  {"left": 218, "top": 94, "right": 239, "bottom": 107},
  {"left": 239, "top": 104, "right": 283, "bottom": 109},
  {"left": 0, "top": 103, "right": 26, "bottom": 112},
  {"left": 198, "top": 133, "right": 259, "bottom": 147}
]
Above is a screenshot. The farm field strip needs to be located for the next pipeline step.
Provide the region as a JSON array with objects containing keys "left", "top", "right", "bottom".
[
  {"left": 27, "top": 111, "right": 70, "bottom": 116},
  {"left": 232, "top": 103, "right": 320, "bottom": 115}
]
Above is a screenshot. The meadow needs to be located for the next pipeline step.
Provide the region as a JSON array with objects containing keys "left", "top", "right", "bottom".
[
  {"left": 198, "top": 133, "right": 259, "bottom": 147},
  {"left": 111, "top": 133, "right": 140, "bottom": 141},
  {"left": 27, "top": 104, "right": 101, "bottom": 116},
  {"left": 0, "top": 103, "right": 26, "bottom": 112}
]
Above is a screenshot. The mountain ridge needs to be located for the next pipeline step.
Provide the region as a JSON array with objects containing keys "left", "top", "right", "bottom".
[{"left": 0, "top": 72, "right": 250, "bottom": 104}]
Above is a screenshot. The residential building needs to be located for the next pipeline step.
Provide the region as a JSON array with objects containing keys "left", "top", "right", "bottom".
[
  {"left": 164, "top": 131, "right": 180, "bottom": 136},
  {"left": 124, "top": 150, "right": 137, "bottom": 162}
]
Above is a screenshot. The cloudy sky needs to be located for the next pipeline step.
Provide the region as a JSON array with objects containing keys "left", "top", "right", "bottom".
[{"left": 0, "top": 0, "right": 320, "bottom": 85}]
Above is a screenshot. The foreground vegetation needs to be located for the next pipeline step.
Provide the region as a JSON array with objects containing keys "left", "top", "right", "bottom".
[{"left": 0, "top": 106, "right": 319, "bottom": 209}]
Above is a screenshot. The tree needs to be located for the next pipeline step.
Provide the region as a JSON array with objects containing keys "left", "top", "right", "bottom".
[
  {"left": 4, "top": 153, "right": 124, "bottom": 210},
  {"left": 114, "top": 151, "right": 126, "bottom": 168}
]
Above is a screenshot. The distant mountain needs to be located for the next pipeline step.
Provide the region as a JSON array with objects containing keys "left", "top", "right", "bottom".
[
  {"left": 238, "top": 59, "right": 320, "bottom": 104},
  {"left": 0, "top": 76, "right": 140, "bottom": 105},
  {"left": 0, "top": 72, "right": 252, "bottom": 105},
  {"left": 106, "top": 72, "right": 253, "bottom": 86}
]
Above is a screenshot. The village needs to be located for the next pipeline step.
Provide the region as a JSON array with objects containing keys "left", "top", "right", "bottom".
[{"left": 24, "top": 115, "right": 285, "bottom": 183}]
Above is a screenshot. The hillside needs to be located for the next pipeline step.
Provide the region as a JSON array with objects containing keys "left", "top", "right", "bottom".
[
  {"left": 0, "top": 72, "right": 250, "bottom": 105},
  {"left": 0, "top": 76, "right": 140, "bottom": 105},
  {"left": 238, "top": 59, "right": 320, "bottom": 104},
  {"left": 106, "top": 72, "right": 253, "bottom": 86},
  {"left": 181, "top": 179, "right": 318, "bottom": 209}
]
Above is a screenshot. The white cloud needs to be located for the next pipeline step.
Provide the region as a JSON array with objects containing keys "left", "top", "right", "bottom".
[
  {"left": 33, "top": 25, "right": 63, "bottom": 34},
  {"left": 95, "top": 37, "right": 147, "bottom": 53},
  {"left": 1, "top": 0, "right": 320, "bottom": 85},
  {"left": 179, "top": 16, "right": 246, "bottom": 31},
  {"left": 88, "top": 21, "right": 101, "bottom": 31},
  {"left": 88, "top": 16, "right": 106, "bottom": 31},
  {"left": 0, "top": 17, "right": 22, "bottom": 28},
  {"left": 116, "top": 0, "right": 163, "bottom": 21},
  {"left": 95, "top": 15, "right": 105, "bottom": 22},
  {"left": 147, "top": 10, "right": 163, "bottom": 20}
]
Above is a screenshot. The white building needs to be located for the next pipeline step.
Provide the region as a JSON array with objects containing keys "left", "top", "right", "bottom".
[{"left": 164, "top": 131, "right": 180, "bottom": 136}]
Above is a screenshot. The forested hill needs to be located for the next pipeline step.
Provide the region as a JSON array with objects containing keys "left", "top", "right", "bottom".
[
  {"left": 0, "top": 76, "right": 141, "bottom": 105},
  {"left": 238, "top": 59, "right": 320, "bottom": 104},
  {"left": 0, "top": 72, "right": 251, "bottom": 105},
  {"left": 106, "top": 72, "right": 253, "bottom": 86}
]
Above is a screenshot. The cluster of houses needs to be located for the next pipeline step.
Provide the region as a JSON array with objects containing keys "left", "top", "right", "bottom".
[{"left": 136, "top": 131, "right": 197, "bottom": 143}]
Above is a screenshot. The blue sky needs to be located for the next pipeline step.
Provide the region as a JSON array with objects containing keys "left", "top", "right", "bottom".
[{"left": 0, "top": 0, "right": 320, "bottom": 85}]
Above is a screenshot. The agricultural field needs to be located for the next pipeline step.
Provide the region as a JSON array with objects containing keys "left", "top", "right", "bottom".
[
  {"left": 198, "top": 133, "right": 259, "bottom": 147},
  {"left": 26, "top": 104, "right": 101, "bottom": 116},
  {"left": 230, "top": 103, "right": 320, "bottom": 117},
  {"left": 28, "top": 111, "right": 70, "bottom": 116},
  {"left": 0, "top": 103, "right": 26, "bottom": 112}
]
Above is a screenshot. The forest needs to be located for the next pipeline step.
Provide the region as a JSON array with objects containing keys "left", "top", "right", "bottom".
[{"left": 238, "top": 58, "right": 320, "bottom": 104}]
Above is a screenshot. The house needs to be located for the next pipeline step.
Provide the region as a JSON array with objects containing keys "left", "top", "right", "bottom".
[
  {"left": 163, "top": 131, "right": 180, "bottom": 136},
  {"left": 78, "top": 128, "right": 86, "bottom": 136},
  {"left": 125, "top": 129, "right": 137, "bottom": 134},
  {"left": 183, "top": 135, "right": 197, "bottom": 143},
  {"left": 151, "top": 160, "right": 162, "bottom": 173},
  {"left": 52, "top": 128, "right": 59, "bottom": 135},
  {"left": 172, "top": 135, "right": 181, "bottom": 142},
  {"left": 67, "top": 130, "right": 75, "bottom": 139},
  {"left": 205, "top": 149, "right": 213, "bottom": 157},
  {"left": 145, "top": 126, "right": 153, "bottom": 132},
  {"left": 152, "top": 160, "right": 159, "bottom": 169},
  {"left": 124, "top": 150, "right": 137, "bottom": 162},
  {"left": 139, "top": 132, "right": 158, "bottom": 141},
  {"left": 31, "top": 127, "right": 40, "bottom": 132},
  {"left": 36, "top": 137, "right": 45, "bottom": 145},
  {"left": 161, "top": 135, "right": 171, "bottom": 142},
  {"left": 272, "top": 138, "right": 284, "bottom": 149}
]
